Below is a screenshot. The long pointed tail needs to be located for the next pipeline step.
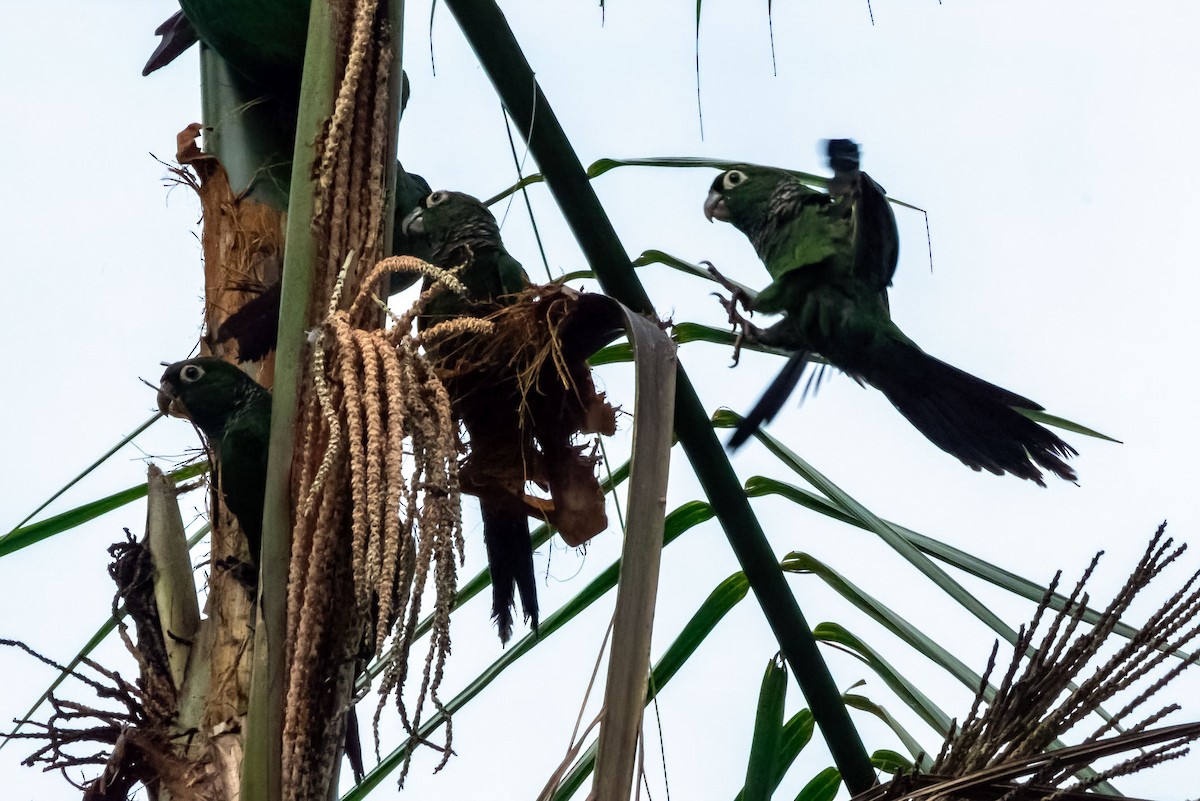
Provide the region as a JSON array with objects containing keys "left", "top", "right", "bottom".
[
  {"left": 479, "top": 494, "right": 538, "bottom": 643},
  {"left": 864, "top": 341, "right": 1077, "bottom": 485},
  {"left": 729, "top": 350, "right": 811, "bottom": 449}
]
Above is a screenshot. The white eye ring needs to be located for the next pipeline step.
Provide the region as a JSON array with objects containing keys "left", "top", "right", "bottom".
[
  {"left": 180, "top": 364, "right": 205, "bottom": 383},
  {"left": 722, "top": 170, "right": 747, "bottom": 191},
  {"left": 428, "top": 190, "right": 449, "bottom": 206}
]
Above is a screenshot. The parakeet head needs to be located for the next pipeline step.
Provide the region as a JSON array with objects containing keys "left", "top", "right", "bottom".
[
  {"left": 704, "top": 166, "right": 802, "bottom": 225},
  {"left": 704, "top": 166, "right": 830, "bottom": 256},
  {"left": 158, "top": 358, "right": 269, "bottom": 440},
  {"left": 400, "top": 190, "right": 501, "bottom": 265}
]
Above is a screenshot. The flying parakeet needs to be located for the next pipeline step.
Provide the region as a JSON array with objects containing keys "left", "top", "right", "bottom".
[
  {"left": 704, "top": 140, "right": 1077, "bottom": 485},
  {"left": 401, "top": 190, "right": 540, "bottom": 643},
  {"left": 158, "top": 358, "right": 272, "bottom": 560}
]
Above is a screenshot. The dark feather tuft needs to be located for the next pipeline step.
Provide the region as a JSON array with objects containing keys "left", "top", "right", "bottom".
[{"left": 729, "top": 350, "right": 811, "bottom": 449}]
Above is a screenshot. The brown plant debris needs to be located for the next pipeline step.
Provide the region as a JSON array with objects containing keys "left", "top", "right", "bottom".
[
  {"left": 108, "top": 533, "right": 175, "bottom": 704},
  {"left": 858, "top": 523, "right": 1200, "bottom": 801},
  {"left": 0, "top": 639, "right": 197, "bottom": 801},
  {"left": 290, "top": 255, "right": 466, "bottom": 790},
  {"left": 169, "top": 122, "right": 285, "bottom": 375},
  {"left": 163, "top": 124, "right": 270, "bottom": 748},
  {"left": 0, "top": 532, "right": 220, "bottom": 801},
  {"left": 427, "top": 280, "right": 620, "bottom": 548}
]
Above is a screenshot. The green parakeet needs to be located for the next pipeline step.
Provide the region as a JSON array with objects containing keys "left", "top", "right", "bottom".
[
  {"left": 158, "top": 358, "right": 272, "bottom": 560},
  {"left": 400, "top": 190, "right": 539, "bottom": 643},
  {"left": 401, "top": 190, "right": 530, "bottom": 323},
  {"left": 158, "top": 356, "right": 367, "bottom": 779},
  {"left": 704, "top": 141, "right": 1077, "bottom": 485}
]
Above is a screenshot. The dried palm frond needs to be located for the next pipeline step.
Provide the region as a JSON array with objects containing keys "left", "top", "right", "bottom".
[
  {"left": 1, "top": 637, "right": 192, "bottom": 801},
  {"left": 857, "top": 523, "right": 1200, "bottom": 801},
  {"left": 857, "top": 722, "right": 1200, "bottom": 801}
]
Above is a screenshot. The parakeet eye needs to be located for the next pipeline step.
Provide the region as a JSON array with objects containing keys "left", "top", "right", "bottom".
[
  {"left": 722, "top": 170, "right": 748, "bottom": 191},
  {"left": 428, "top": 191, "right": 449, "bottom": 207},
  {"left": 180, "top": 364, "right": 206, "bottom": 383}
]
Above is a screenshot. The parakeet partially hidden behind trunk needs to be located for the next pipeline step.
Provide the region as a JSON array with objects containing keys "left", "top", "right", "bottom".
[
  {"left": 402, "top": 190, "right": 615, "bottom": 643},
  {"left": 400, "top": 190, "right": 538, "bottom": 643},
  {"left": 704, "top": 140, "right": 1077, "bottom": 485},
  {"left": 158, "top": 358, "right": 272, "bottom": 560}
]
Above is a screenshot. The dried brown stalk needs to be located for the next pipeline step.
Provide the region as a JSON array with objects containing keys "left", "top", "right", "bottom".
[
  {"left": 892, "top": 523, "right": 1200, "bottom": 801},
  {"left": 2, "top": 533, "right": 224, "bottom": 801}
]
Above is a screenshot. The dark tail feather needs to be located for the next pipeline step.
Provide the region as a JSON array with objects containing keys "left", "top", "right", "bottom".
[
  {"left": 216, "top": 282, "right": 282, "bottom": 362},
  {"left": 479, "top": 495, "right": 538, "bottom": 643},
  {"left": 729, "top": 351, "right": 810, "bottom": 450},
  {"left": 143, "top": 11, "right": 199, "bottom": 76},
  {"left": 343, "top": 705, "right": 365, "bottom": 783},
  {"left": 865, "top": 342, "right": 1077, "bottom": 485}
]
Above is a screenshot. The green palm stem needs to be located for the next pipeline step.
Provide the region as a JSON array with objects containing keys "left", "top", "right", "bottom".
[
  {"left": 380, "top": 4, "right": 406, "bottom": 257},
  {"left": 241, "top": 0, "right": 342, "bottom": 798},
  {"left": 198, "top": 47, "right": 294, "bottom": 208},
  {"left": 440, "top": 0, "right": 876, "bottom": 792}
]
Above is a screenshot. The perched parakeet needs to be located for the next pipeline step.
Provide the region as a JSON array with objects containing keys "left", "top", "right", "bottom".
[
  {"left": 401, "top": 190, "right": 539, "bottom": 643},
  {"left": 158, "top": 356, "right": 367, "bottom": 773},
  {"left": 704, "top": 141, "right": 1077, "bottom": 485},
  {"left": 158, "top": 358, "right": 272, "bottom": 560},
  {"left": 401, "top": 190, "right": 529, "bottom": 323}
]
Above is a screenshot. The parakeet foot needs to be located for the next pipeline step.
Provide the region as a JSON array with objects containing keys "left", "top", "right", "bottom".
[
  {"left": 701, "top": 260, "right": 750, "bottom": 308},
  {"left": 702, "top": 261, "right": 760, "bottom": 365},
  {"left": 712, "top": 292, "right": 762, "bottom": 366}
]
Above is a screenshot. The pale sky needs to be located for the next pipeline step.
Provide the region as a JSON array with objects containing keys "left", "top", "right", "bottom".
[{"left": 2, "top": 2, "right": 1199, "bottom": 799}]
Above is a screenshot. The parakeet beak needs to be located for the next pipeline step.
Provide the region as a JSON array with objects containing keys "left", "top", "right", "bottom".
[
  {"left": 400, "top": 207, "right": 424, "bottom": 236},
  {"left": 703, "top": 190, "right": 730, "bottom": 222},
  {"left": 157, "top": 380, "right": 186, "bottom": 419}
]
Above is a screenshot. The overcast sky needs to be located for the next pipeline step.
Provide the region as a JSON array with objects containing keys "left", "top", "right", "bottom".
[{"left": 3, "top": 2, "right": 1200, "bottom": 799}]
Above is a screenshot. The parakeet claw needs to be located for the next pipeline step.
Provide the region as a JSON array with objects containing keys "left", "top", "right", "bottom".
[
  {"left": 702, "top": 260, "right": 752, "bottom": 315},
  {"left": 709, "top": 289, "right": 759, "bottom": 367},
  {"left": 701, "top": 259, "right": 737, "bottom": 292},
  {"left": 701, "top": 262, "right": 759, "bottom": 365},
  {"left": 709, "top": 290, "right": 745, "bottom": 324}
]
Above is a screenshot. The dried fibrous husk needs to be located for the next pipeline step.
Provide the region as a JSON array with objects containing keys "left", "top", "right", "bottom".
[{"left": 428, "top": 282, "right": 621, "bottom": 547}]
